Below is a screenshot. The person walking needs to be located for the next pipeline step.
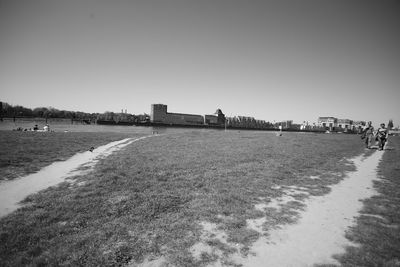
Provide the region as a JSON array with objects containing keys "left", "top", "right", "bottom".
[
  {"left": 376, "top": 123, "right": 388, "bottom": 150},
  {"left": 361, "top": 121, "right": 374, "bottom": 148}
]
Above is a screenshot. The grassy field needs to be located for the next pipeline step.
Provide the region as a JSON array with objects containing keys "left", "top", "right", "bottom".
[
  {"left": 0, "top": 130, "right": 397, "bottom": 266},
  {"left": 0, "top": 130, "right": 137, "bottom": 181}
]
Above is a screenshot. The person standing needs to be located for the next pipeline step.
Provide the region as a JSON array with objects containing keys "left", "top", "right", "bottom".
[
  {"left": 377, "top": 123, "right": 388, "bottom": 150},
  {"left": 362, "top": 121, "right": 374, "bottom": 148}
]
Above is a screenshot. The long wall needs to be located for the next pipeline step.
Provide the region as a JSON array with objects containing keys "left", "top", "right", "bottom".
[{"left": 151, "top": 104, "right": 204, "bottom": 125}]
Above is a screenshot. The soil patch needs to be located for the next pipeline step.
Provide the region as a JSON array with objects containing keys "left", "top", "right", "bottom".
[{"left": 233, "top": 151, "right": 384, "bottom": 266}]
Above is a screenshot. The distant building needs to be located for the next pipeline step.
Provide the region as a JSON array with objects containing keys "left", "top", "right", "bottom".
[
  {"left": 318, "top": 117, "right": 337, "bottom": 129},
  {"left": 204, "top": 115, "right": 218, "bottom": 125},
  {"left": 150, "top": 104, "right": 204, "bottom": 126},
  {"left": 300, "top": 121, "right": 314, "bottom": 130},
  {"left": 204, "top": 109, "right": 226, "bottom": 126},
  {"left": 150, "top": 104, "right": 228, "bottom": 126},
  {"left": 337, "top": 119, "right": 353, "bottom": 132},
  {"left": 150, "top": 103, "right": 277, "bottom": 129},
  {"left": 214, "top": 109, "right": 226, "bottom": 125},
  {"left": 318, "top": 117, "right": 365, "bottom": 132},
  {"left": 150, "top": 104, "right": 168, "bottom": 123}
]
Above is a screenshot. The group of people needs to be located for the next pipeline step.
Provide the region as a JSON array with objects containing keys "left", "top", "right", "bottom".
[
  {"left": 14, "top": 123, "right": 50, "bottom": 132},
  {"left": 361, "top": 121, "right": 388, "bottom": 150},
  {"left": 33, "top": 124, "right": 50, "bottom": 131}
]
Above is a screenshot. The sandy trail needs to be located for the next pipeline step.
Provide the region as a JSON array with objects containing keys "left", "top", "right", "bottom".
[
  {"left": 234, "top": 151, "right": 384, "bottom": 267},
  {"left": 0, "top": 135, "right": 151, "bottom": 217}
]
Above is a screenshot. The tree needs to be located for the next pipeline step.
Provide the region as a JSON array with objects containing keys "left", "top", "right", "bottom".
[
  {"left": 33, "top": 107, "right": 49, "bottom": 117},
  {"left": 43, "top": 109, "right": 52, "bottom": 119},
  {"left": 388, "top": 119, "right": 394, "bottom": 129}
]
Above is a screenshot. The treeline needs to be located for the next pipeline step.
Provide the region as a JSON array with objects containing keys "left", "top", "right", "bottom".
[
  {"left": 0, "top": 101, "right": 149, "bottom": 123},
  {"left": 0, "top": 101, "right": 96, "bottom": 121},
  {"left": 227, "top": 116, "right": 274, "bottom": 129},
  {"left": 96, "top": 112, "right": 150, "bottom": 124}
]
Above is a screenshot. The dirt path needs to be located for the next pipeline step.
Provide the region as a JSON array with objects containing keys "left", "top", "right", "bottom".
[
  {"left": 234, "top": 151, "right": 384, "bottom": 266},
  {"left": 0, "top": 136, "right": 151, "bottom": 217}
]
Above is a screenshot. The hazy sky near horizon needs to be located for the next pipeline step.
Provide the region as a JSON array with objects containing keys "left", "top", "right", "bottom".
[{"left": 1, "top": 0, "right": 399, "bottom": 125}]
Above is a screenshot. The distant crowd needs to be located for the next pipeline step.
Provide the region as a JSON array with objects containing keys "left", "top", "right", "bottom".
[{"left": 13, "top": 124, "right": 51, "bottom": 132}]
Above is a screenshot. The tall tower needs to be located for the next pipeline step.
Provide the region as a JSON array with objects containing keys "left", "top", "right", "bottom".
[
  {"left": 150, "top": 104, "right": 168, "bottom": 123},
  {"left": 215, "top": 109, "right": 225, "bottom": 125}
]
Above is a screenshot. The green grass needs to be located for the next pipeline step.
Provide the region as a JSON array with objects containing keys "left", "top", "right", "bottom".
[
  {"left": 329, "top": 135, "right": 400, "bottom": 267},
  {"left": 0, "top": 130, "right": 136, "bottom": 181},
  {"left": 0, "top": 131, "right": 369, "bottom": 266}
]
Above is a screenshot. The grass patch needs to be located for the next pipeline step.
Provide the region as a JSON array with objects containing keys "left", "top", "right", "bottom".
[
  {"left": 0, "top": 130, "right": 366, "bottom": 266},
  {"left": 0, "top": 130, "right": 136, "bottom": 181}
]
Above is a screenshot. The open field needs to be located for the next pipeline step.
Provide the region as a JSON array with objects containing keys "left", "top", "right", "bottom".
[
  {"left": 0, "top": 130, "right": 137, "bottom": 181},
  {"left": 0, "top": 130, "right": 399, "bottom": 266}
]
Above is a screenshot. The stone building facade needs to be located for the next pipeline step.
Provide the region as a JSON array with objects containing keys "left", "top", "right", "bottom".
[{"left": 150, "top": 104, "right": 204, "bottom": 125}]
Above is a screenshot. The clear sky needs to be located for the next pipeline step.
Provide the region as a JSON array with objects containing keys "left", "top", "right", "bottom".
[{"left": 1, "top": 0, "right": 399, "bottom": 126}]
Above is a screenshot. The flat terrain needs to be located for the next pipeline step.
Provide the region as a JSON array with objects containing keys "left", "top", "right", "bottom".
[
  {"left": 0, "top": 130, "right": 135, "bottom": 181},
  {"left": 0, "top": 130, "right": 398, "bottom": 266}
]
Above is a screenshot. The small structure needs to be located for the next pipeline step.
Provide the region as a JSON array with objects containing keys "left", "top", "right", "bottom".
[{"left": 214, "top": 109, "right": 226, "bottom": 125}]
